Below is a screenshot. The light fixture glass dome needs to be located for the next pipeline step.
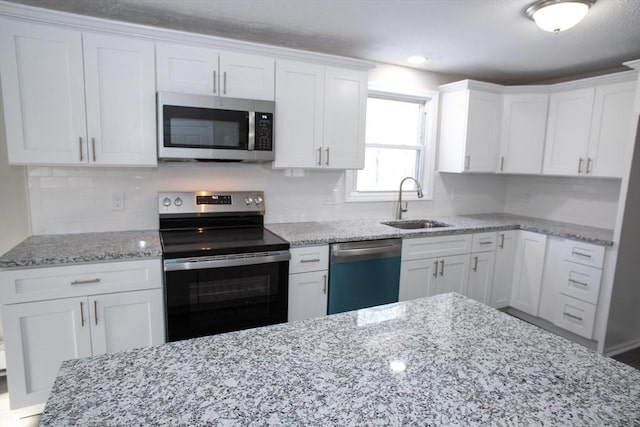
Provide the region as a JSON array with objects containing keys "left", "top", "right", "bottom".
[{"left": 526, "top": 0, "right": 594, "bottom": 33}]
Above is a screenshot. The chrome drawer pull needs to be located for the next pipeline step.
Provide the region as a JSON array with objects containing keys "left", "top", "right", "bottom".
[
  {"left": 473, "top": 256, "right": 478, "bottom": 272},
  {"left": 572, "top": 250, "right": 591, "bottom": 258},
  {"left": 563, "top": 312, "right": 583, "bottom": 322},
  {"left": 71, "top": 278, "right": 101, "bottom": 285},
  {"left": 479, "top": 241, "right": 493, "bottom": 245},
  {"left": 300, "top": 258, "right": 321, "bottom": 263},
  {"left": 439, "top": 260, "right": 444, "bottom": 277},
  {"left": 433, "top": 261, "right": 438, "bottom": 278},
  {"left": 94, "top": 300, "right": 98, "bottom": 325},
  {"left": 80, "top": 302, "right": 85, "bottom": 327},
  {"left": 322, "top": 274, "right": 327, "bottom": 294},
  {"left": 568, "top": 279, "right": 588, "bottom": 287},
  {"left": 499, "top": 234, "right": 505, "bottom": 249}
]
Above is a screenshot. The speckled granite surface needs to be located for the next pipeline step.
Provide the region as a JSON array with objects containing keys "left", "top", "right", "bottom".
[
  {"left": 40, "top": 293, "right": 640, "bottom": 426},
  {"left": 266, "top": 213, "right": 614, "bottom": 247},
  {"left": 0, "top": 230, "right": 161, "bottom": 269}
]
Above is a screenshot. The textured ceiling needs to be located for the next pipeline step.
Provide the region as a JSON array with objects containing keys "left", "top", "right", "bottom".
[{"left": 6, "top": 0, "right": 640, "bottom": 84}]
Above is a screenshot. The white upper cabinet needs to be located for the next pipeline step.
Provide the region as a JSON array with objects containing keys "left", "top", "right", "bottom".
[
  {"left": 438, "top": 81, "right": 502, "bottom": 173},
  {"left": 499, "top": 93, "right": 548, "bottom": 174},
  {"left": 156, "top": 43, "right": 275, "bottom": 100},
  {"left": 274, "top": 60, "right": 367, "bottom": 169},
  {"left": 0, "top": 19, "right": 87, "bottom": 165},
  {"left": 587, "top": 80, "right": 637, "bottom": 177},
  {"left": 543, "top": 87, "right": 596, "bottom": 175},
  {"left": 0, "top": 20, "right": 157, "bottom": 166}
]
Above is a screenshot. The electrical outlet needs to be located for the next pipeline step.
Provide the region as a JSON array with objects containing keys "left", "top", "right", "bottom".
[{"left": 111, "top": 192, "right": 124, "bottom": 211}]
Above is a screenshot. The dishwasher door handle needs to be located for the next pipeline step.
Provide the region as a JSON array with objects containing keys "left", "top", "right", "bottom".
[{"left": 331, "top": 245, "right": 399, "bottom": 259}]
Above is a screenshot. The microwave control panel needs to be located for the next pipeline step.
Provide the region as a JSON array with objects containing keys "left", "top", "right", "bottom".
[{"left": 255, "top": 112, "right": 273, "bottom": 151}]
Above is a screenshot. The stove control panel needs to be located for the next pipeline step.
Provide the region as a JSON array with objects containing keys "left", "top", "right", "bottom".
[{"left": 158, "top": 191, "right": 265, "bottom": 214}]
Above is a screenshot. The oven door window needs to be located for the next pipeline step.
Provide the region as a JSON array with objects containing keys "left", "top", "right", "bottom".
[
  {"left": 163, "top": 105, "right": 249, "bottom": 150},
  {"left": 164, "top": 261, "right": 288, "bottom": 341}
]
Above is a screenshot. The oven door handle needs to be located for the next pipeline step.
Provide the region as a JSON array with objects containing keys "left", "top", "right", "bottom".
[{"left": 164, "top": 251, "right": 291, "bottom": 271}]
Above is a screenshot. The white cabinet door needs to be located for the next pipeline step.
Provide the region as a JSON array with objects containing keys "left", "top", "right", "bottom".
[
  {"left": 219, "top": 51, "right": 274, "bottom": 101},
  {"left": 83, "top": 33, "right": 157, "bottom": 166},
  {"left": 399, "top": 258, "right": 437, "bottom": 301},
  {"left": 499, "top": 93, "right": 548, "bottom": 174},
  {"left": 431, "top": 254, "right": 470, "bottom": 296},
  {"left": 273, "top": 60, "right": 324, "bottom": 168},
  {"left": 587, "top": 80, "right": 636, "bottom": 177},
  {"left": 156, "top": 42, "right": 219, "bottom": 95},
  {"left": 0, "top": 19, "right": 86, "bottom": 165},
  {"left": 491, "top": 230, "right": 517, "bottom": 309},
  {"left": 465, "top": 90, "right": 502, "bottom": 172},
  {"left": 90, "top": 289, "right": 165, "bottom": 355},
  {"left": 288, "top": 270, "right": 328, "bottom": 321},
  {"left": 323, "top": 67, "right": 367, "bottom": 169},
  {"left": 467, "top": 251, "right": 495, "bottom": 305},
  {"left": 2, "top": 297, "right": 92, "bottom": 409},
  {"left": 510, "top": 231, "right": 547, "bottom": 316},
  {"left": 543, "top": 88, "right": 595, "bottom": 175}
]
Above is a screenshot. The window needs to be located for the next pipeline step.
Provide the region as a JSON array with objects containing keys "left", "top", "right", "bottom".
[{"left": 345, "top": 90, "right": 435, "bottom": 202}]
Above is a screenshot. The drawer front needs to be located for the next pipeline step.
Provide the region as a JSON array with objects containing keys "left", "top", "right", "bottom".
[
  {"left": 0, "top": 259, "right": 162, "bottom": 305},
  {"left": 402, "top": 234, "right": 472, "bottom": 261},
  {"left": 553, "top": 294, "right": 596, "bottom": 339},
  {"left": 558, "top": 261, "right": 602, "bottom": 304},
  {"left": 289, "top": 245, "right": 329, "bottom": 274},
  {"left": 471, "top": 232, "right": 498, "bottom": 252},
  {"left": 561, "top": 239, "right": 605, "bottom": 268}
]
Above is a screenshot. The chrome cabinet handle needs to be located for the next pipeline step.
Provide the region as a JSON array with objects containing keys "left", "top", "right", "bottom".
[
  {"left": 586, "top": 157, "right": 593, "bottom": 174},
  {"left": 79, "top": 137, "right": 83, "bottom": 161},
  {"left": 93, "top": 300, "right": 98, "bottom": 325},
  {"left": 464, "top": 155, "right": 470, "bottom": 171},
  {"left": 325, "top": 148, "right": 330, "bottom": 167},
  {"left": 568, "top": 278, "right": 588, "bottom": 287},
  {"left": 300, "top": 258, "right": 321, "bottom": 263},
  {"left": 223, "top": 71, "right": 227, "bottom": 94},
  {"left": 439, "top": 260, "right": 444, "bottom": 277},
  {"left": 578, "top": 158, "right": 584, "bottom": 174},
  {"left": 322, "top": 274, "right": 327, "bottom": 294},
  {"left": 91, "top": 137, "right": 96, "bottom": 162},
  {"left": 572, "top": 250, "right": 591, "bottom": 258},
  {"left": 479, "top": 241, "right": 493, "bottom": 245},
  {"left": 499, "top": 233, "right": 505, "bottom": 249},
  {"left": 473, "top": 256, "right": 478, "bottom": 272},
  {"left": 71, "top": 278, "right": 101, "bottom": 285},
  {"left": 317, "top": 148, "right": 322, "bottom": 166},
  {"left": 433, "top": 261, "right": 438, "bottom": 278},
  {"left": 500, "top": 156, "right": 504, "bottom": 172},
  {"left": 80, "top": 301, "right": 85, "bottom": 327},
  {"left": 563, "top": 312, "right": 583, "bottom": 322},
  {"left": 213, "top": 70, "right": 217, "bottom": 93}
]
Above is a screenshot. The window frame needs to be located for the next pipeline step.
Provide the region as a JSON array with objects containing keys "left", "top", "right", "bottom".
[{"left": 345, "top": 87, "right": 438, "bottom": 203}]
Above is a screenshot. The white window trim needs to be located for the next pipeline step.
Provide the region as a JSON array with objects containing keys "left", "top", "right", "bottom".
[{"left": 345, "top": 86, "right": 439, "bottom": 203}]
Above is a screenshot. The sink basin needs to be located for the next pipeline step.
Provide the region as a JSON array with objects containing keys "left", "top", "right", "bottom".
[{"left": 381, "top": 220, "right": 451, "bottom": 230}]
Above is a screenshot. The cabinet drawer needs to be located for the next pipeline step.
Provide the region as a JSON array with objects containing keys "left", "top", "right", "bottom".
[
  {"left": 289, "top": 245, "right": 329, "bottom": 274},
  {"left": 561, "top": 240, "right": 605, "bottom": 268},
  {"left": 553, "top": 294, "right": 596, "bottom": 339},
  {"left": 471, "top": 232, "right": 498, "bottom": 252},
  {"left": 402, "top": 234, "right": 472, "bottom": 261},
  {"left": 0, "top": 259, "right": 162, "bottom": 305},
  {"left": 558, "top": 261, "right": 602, "bottom": 304}
]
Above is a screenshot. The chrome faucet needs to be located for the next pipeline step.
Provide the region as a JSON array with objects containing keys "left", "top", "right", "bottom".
[{"left": 396, "top": 177, "right": 424, "bottom": 220}]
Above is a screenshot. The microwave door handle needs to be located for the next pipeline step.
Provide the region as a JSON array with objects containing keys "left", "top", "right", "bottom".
[{"left": 248, "top": 111, "right": 255, "bottom": 151}]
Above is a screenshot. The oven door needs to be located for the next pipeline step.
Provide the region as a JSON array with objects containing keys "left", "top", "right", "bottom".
[{"left": 163, "top": 251, "right": 290, "bottom": 342}]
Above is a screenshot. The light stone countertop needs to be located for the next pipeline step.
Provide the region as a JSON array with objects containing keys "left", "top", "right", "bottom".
[
  {"left": 0, "top": 230, "right": 162, "bottom": 269},
  {"left": 39, "top": 293, "right": 640, "bottom": 426},
  {"left": 266, "top": 213, "right": 615, "bottom": 247}
]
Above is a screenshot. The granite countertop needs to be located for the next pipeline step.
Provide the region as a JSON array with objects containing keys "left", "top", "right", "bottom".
[
  {"left": 39, "top": 293, "right": 640, "bottom": 426},
  {"left": 266, "top": 213, "right": 615, "bottom": 247},
  {"left": 0, "top": 230, "right": 162, "bottom": 269}
]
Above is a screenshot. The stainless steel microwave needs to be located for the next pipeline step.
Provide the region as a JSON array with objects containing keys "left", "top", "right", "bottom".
[{"left": 157, "top": 91, "right": 275, "bottom": 162}]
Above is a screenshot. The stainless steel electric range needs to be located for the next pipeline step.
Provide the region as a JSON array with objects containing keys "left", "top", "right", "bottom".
[{"left": 158, "top": 191, "right": 290, "bottom": 342}]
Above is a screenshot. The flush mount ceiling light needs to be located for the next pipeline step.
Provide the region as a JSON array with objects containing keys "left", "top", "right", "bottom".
[
  {"left": 526, "top": 0, "right": 595, "bottom": 34},
  {"left": 407, "top": 55, "right": 427, "bottom": 65}
]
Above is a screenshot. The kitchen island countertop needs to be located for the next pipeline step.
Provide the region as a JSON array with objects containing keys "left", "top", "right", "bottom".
[
  {"left": 266, "top": 213, "right": 615, "bottom": 247},
  {"left": 40, "top": 293, "right": 640, "bottom": 426}
]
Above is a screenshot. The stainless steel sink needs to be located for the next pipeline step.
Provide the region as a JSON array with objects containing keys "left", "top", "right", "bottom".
[{"left": 381, "top": 219, "right": 451, "bottom": 230}]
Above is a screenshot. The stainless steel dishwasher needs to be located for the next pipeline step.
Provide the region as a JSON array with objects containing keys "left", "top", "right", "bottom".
[{"left": 328, "top": 239, "right": 402, "bottom": 314}]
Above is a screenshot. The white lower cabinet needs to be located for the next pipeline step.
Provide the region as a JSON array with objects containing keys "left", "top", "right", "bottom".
[
  {"left": 467, "top": 251, "right": 496, "bottom": 305},
  {"left": 0, "top": 259, "right": 165, "bottom": 411},
  {"left": 491, "top": 230, "right": 517, "bottom": 308},
  {"left": 431, "top": 254, "right": 471, "bottom": 296},
  {"left": 288, "top": 245, "right": 329, "bottom": 321},
  {"left": 510, "top": 231, "right": 547, "bottom": 316}
]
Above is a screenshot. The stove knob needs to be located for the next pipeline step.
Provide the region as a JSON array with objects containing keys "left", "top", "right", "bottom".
[
  {"left": 244, "top": 196, "right": 254, "bottom": 206},
  {"left": 254, "top": 196, "right": 263, "bottom": 206},
  {"left": 174, "top": 197, "right": 183, "bottom": 207},
  {"left": 162, "top": 197, "right": 172, "bottom": 207}
]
